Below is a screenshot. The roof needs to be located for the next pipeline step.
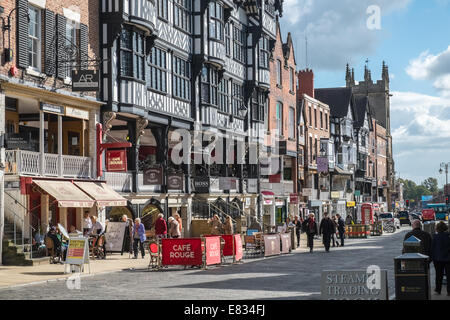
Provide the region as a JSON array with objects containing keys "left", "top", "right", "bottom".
[
  {"left": 314, "top": 87, "right": 353, "bottom": 118},
  {"left": 353, "top": 95, "right": 368, "bottom": 128}
]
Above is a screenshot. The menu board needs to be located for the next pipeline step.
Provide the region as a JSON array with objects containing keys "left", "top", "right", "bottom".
[
  {"left": 104, "top": 222, "right": 127, "bottom": 253},
  {"left": 66, "top": 237, "right": 89, "bottom": 266}
]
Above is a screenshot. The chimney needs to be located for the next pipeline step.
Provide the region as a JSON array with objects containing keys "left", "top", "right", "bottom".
[{"left": 297, "top": 68, "right": 314, "bottom": 99}]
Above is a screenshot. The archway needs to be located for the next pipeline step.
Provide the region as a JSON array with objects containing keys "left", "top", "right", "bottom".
[
  {"left": 141, "top": 198, "right": 164, "bottom": 236},
  {"left": 106, "top": 203, "right": 136, "bottom": 222}
]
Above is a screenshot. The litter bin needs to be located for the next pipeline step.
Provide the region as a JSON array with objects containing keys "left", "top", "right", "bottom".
[{"left": 395, "top": 235, "right": 430, "bottom": 300}]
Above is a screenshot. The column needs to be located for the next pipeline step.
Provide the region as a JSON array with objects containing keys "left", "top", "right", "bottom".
[
  {"left": 58, "top": 114, "right": 63, "bottom": 176},
  {"left": 89, "top": 109, "right": 99, "bottom": 178},
  {"left": 39, "top": 111, "right": 45, "bottom": 175},
  {"left": 0, "top": 90, "right": 5, "bottom": 264},
  {"left": 59, "top": 207, "right": 68, "bottom": 229},
  {"left": 41, "top": 194, "right": 49, "bottom": 231},
  {"left": 75, "top": 208, "right": 83, "bottom": 230}
]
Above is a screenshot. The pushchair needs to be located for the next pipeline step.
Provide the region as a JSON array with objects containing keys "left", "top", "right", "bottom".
[
  {"left": 90, "top": 234, "right": 106, "bottom": 259},
  {"left": 44, "top": 235, "right": 64, "bottom": 264}
]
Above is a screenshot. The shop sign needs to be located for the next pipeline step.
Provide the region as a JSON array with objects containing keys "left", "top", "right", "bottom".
[
  {"left": 65, "top": 237, "right": 89, "bottom": 266},
  {"left": 193, "top": 177, "right": 210, "bottom": 193},
  {"left": 143, "top": 167, "right": 163, "bottom": 185},
  {"left": 321, "top": 270, "right": 388, "bottom": 300},
  {"left": 204, "top": 236, "right": 221, "bottom": 266},
  {"left": 331, "top": 191, "right": 341, "bottom": 199},
  {"left": 310, "top": 200, "right": 322, "bottom": 207},
  {"left": 65, "top": 106, "right": 89, "bottom": 120},
  {"left": 290, "top": 193, "right": 299, "bottom": 204},
  {"left": 275, "top": 199, "right": 284, "bottom": 206},
  {"left": 269, "top": 174, "right": 281, "bottom": 183},
  {"left": 317, "top": 156, "right": 329, "bottom": 173},
  {"left": 355, "top": 190, "right": 361, "bottom": 197},
  {"left": 40, "top": 102, "right": 64, "bottom": 115},
  {"left": 167, "top": 173, "right": 184, "bottom": 190},
  {"left": 247, "top": 179, "right": 258, "bottom": 193},
  {"left": 5, "top": 133, "right": 30, "bottom": 149},
  {"left": 106, "top": 149, "right": 127, "bottom": 172},
  {"left": 161, "top": 238, "right": 203, "bottom": 266},
  {"left": 347, "top": 201, "right": 356, "bottom": 207},
  {"left": 71, "top": 70, "right": 99, "bottom": 92}
]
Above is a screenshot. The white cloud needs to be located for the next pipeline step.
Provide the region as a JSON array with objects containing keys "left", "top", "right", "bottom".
[
  {"left": 281, "top": 0, "right": 411, "bottom": 70},
  {"left": 405, "top": 46, "right": 450, "bottom": 95}
]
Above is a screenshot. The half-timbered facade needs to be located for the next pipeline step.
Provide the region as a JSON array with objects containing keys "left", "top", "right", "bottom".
[{"left": 99, "top": 0, "right": 283, "bottom": 236}]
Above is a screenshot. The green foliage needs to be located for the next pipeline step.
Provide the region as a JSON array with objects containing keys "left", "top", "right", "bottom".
[{"left": 400, "top": 177, "right": 436, "bottom": 201}]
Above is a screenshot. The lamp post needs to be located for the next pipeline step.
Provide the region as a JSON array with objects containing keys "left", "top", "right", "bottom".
[{"left": 439, "top": 162, "right": 450, "bottom": 195}]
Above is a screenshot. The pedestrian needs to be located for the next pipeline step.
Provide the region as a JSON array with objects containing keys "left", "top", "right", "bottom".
[
  {"left": 336, "top": 214, "right": 346, "bottom": 247},
  {"left": 209, "top": 214, "right": 223, "bottom": 235},
  {"left": 345, "top": 215, "right": 353, "bottom": 225},
  {"left": 155, "top": 213, "right": 167, "bottom": 240},
  {"left": 319, "top": 212, "right": 335, "bottom": 252},
  {"left": 132, "top": 218, "right": 146, "bottom": 259},
  {"left": 82, "top": 211, "right": 92, "bottom": 236},
  {"left": 223, "top": 215, "right": 233, "bottom": 235},
  {"left": 430, "top": 221, "right": 450, "bottom": 296},
  {"left": 90, "top": 216, "right": 104, "bottom": 235},
  {"left": 403, "top": 220, "right": 432, "bottom": 257},
  {"left": 168, "top": 216, "right": 181, "bottom": 238},
  {"left": 331, "top": 215, "right": 338, "bottom": 247},
  {"left": 302, "top": 213, "right": 318, "bottom": 253},
  {"left": 121, "top": 214, "right": 132, "bottom": 254},
  {"left": 293, "top": 215, "right": 302, "bottom": 247},
  {"left": 174, "top": 211, "right": 183, "bottom": 237}
]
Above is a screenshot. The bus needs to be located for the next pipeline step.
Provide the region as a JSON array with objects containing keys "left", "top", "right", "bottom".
[{"left": 425, "top": 203, "right": 449, "bottom": 221}]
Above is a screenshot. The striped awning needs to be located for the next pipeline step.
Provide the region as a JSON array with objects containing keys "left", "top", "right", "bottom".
[
  {"left": 74, "top": 181, "right": 127, "bottom": 207},
  {"left": 33, "top": 180, "right": 95, "bottom": 208}
]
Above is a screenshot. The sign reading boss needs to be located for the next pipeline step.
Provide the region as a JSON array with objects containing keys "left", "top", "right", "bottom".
[{"left": 161, "top": 238, "right": 203, "bottom": 266}]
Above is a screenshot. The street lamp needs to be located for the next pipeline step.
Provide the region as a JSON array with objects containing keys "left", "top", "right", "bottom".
[{"left": 439, "top": 162, "right": 450, "bottom": 194}]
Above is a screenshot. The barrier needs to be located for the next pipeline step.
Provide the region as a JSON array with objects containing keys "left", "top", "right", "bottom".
[
  {"left": 161, "top": 238, "right": 203, "bottom": 266},
  {"left": 370, "top": 222, "right": 383, "bottom": 236},
  {"left": 203, "top": 234, "right": 243, "bottom": 262},
  {"left": 234, "top": 234, "right": 243, "bottom": 261},
  {"left": 204, "top": 236, "right": 221, "bottom": 266},
  {"left": 280, "top": 233, "right": 291, "bottom": 254},
  {"left": 346, "top": 225, "right": 370, "bottom": 238},
  {"left": 263, "top": 234, "right": 281, "bottom": 257}
]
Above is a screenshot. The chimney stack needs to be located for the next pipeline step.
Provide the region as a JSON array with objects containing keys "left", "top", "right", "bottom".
[{"left": 297, "top": 68, "right": 314, "bottom": 99}]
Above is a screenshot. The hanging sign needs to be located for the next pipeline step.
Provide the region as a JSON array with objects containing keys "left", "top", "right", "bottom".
[
  {"left": 167, "top": 173, "right": 184, "bottom": 190},
  {"left": 72, "top": 70, "right": 99, "bottom": 92},
  {"left": 143, "top": 167, "right": 163, "bottom": 185},
  {"left": 106, "top": 149, "right": 128, "bottom": 172}
]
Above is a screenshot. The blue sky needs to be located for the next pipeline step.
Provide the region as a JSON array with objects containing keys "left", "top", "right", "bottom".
[{"left": 280, "top": 0, "right": 450, "bottom": 188}]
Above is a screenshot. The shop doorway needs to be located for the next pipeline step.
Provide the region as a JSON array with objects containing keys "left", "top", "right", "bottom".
[{"left": 106, "top": 206, "right": 135, "bottom": 222}]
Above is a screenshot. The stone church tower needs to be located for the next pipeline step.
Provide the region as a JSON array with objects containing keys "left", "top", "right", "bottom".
[{"left": 346, "top": 61, "right": 395, "bottom": 211}]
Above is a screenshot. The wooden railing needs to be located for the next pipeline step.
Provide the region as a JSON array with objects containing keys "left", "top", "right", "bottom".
[{"left": 5, "top": 150, "right": 92, "bottom": 179}]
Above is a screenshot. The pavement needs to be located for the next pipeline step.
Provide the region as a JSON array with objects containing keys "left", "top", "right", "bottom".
[{"left": 0, "top": 226, "right": 448, "bottom": 300}]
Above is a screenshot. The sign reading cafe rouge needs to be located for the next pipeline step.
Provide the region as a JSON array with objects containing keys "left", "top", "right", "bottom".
[{"left": 106, "top": 149, "right": 127, "bottom": 172}]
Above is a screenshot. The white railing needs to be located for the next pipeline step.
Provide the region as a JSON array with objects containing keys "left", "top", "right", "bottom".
[
  {"left": 105, "top": 171, "right": 133, "bottom": 192},
  {"left": 5, "top": 150, "right": 92, "bottom": 178}
]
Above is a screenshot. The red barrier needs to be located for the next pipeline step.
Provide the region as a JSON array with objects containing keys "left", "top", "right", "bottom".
[
  {"left": 234, "top": 234, "right": 243, "bottom": 261},
  {"left": 204, "top": 236, "right": 221, "bottom": 265},
  {"left": 161, "top": 238, "right": 203, "bottom": 266}
]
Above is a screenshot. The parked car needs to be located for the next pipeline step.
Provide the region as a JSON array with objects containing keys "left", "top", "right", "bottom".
[
  {"left": 421, "top": 209, "right": 436, "bottom": 222},
  {"left": 397, "top": 211, "right": 410, "bottom": 225},
  {"left": 409, "top": 212, "right": 423, "bottom": 223},
  {"left": 379, "top": 212, "right": 401, "bottom": 229}
]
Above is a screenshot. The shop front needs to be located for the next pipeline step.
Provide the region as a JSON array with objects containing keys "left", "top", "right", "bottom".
[{"left": 261, "top": 191, "right": 275, "bottom": 233}]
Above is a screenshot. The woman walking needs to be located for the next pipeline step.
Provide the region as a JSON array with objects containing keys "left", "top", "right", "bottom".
[
  {"left": 302, "top": 213, "right": 318, "bottom": 253},
  {"left": 430, "top": 221, "right": 450, "bottom": 296},
  {"left": 132, "top": 218, "right": 146, "bottom": 259}
]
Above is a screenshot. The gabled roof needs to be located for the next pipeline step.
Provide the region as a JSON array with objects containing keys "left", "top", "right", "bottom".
[
  {"left": 282, "top": 32, "right": 296, "bottom": 65},
  {"left": 314, "top": 87, "right": 353, "bottom": 118},
  {"left": 353, "top": 95, "right": 368, "bottom": 129}
]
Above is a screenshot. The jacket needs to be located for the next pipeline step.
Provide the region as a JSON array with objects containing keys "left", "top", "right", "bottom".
[
  {"left": 223, "top": 221, "right": 233, "bottom": 235},
  {"left": 319, "top": 218, "right": 335, "bottom": 236},
  {"left": 303, "top": 218, "right": 318, "bottom": 236},
  {"left": 132, "top": 223, "right": 146, "bottom": 243},
  {"left": 169, "top": 220, "right": 181, "bottom": 238},
  {"left": 431, "top": 232, "right": 450, "bottom": 262},
  {"left": 209, "top": 219, "right": 223, "bottom": 235},
  {"left": 294, "top": 220, "right": 302, "bottom": 234},
  {"left": 402, "top": 228, "right": 432, "bottom": 257},
  {"left": 155, "top": 217, "right": 167, "bottom": 236},
  {"left": 337, "top": 218, "right": 345, "bottom": 233}
]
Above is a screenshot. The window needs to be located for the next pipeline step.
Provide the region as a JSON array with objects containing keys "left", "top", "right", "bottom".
[
  {"left": 233, "top": 26, "right": 245, "bottom": 63},
  {"left": 252, "top": 90, "right": 266, "bottom": 121},
  {"left": 120, "top": 27, "right": 145, "bottom": 80},
  {"left": 276, "top": 102, "right": 283, "bottom": 136},
  {"left": 149, "top": 47, "right": 167, "bottom": 92},
  {"left": 28, "top": 5, "right": 41, "bottom": 70},
  {"left": 218, "top": 78, "right": 229, "bottom": 113},
  {"left": 172, "top": 56, "right": 191, "bottom": 101},
  {"left": 225, "top": 22, "right": 231, "bottom": 56},
  {"left": 289, "top": 67, "right": 294, "bottom": 92},
  {"left": 264, "top": 0, "right": 275, "bottom": 16},
  {"left": 314, "top": 108, "right": 317, "bottom": 128},
  {"left": 325, "top": 113, "right": 328, "bottom": 130},
  {"left": 308, "top": 106, "right": 312, "bottom": 127},
  {"left": 174, "top": 0, "right": 191, "bottom": 33},
  {"left": 201, "top": 66, "right": 219, "bottom": 106},
  {"left": 158, "top": 0, "right": 168, "bottom": 19},
  {"left": 259, "top": 36, "right": 270, "bottom": 69},
  {"left": 64, "top": 20, "right": 78, "bottom": 78},
  {"left": 276, "top": 59, "right": 282, "bottom": 86},
  {"left": 320, "top": 110, "right": 323, "bottom": 129},
  {"left": 209, "top": 2, "right": 224, "bottom": 41},
  {"left": 289, "top": 107, "right": 295, "bottom": 139},
  {"left": 232, "top": 82, "right": 244, "bottom": 116}
]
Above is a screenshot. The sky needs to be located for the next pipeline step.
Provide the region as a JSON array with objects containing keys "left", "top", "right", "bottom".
[{"left": 279, "top": 0, "right": 450, "bottom": 188}]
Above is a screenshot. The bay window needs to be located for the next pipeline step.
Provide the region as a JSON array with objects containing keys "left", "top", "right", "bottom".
[
  {"left": 172, "top": 56, "right": 191, "bottom": 100},
  {"left": 149, "top": 47, "right": 167, "bottom": 92},
  {"left": 209, "top": 2, "right": 224, "bottom": 41},
  {"left": 174, "top": 0, "right": 191, "bottom": 33},
  {"left": 218, "top": 79, "right": 229, "bottom": 113},
  {"left": 233, "top": 26, "right": 245, "bottom": 63},
  {"left": 120, "top": 27, "right": 145, "bottom": 80},
  {"left": 231, "top": 82, "right": 244, "bottom": 116},
  {"left": 259, "top": 36, "right": 270, "bottom": 69}
]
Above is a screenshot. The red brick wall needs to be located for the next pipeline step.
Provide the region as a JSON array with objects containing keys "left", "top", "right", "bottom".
[
  {"left": 0, "top": 0, "right": 98, "bottom": 96},
  {"left": 297, "top": 69, "right": 314, "bottom": 99}
]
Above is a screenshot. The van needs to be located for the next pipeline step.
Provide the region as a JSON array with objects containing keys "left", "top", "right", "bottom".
[{"left": 421, "top": 209, "right": 436, "bottom": 221}]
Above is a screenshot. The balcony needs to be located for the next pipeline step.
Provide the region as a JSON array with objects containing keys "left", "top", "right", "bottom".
[{"left": 5, "top": 150, "right": 92, "bottom": 179}]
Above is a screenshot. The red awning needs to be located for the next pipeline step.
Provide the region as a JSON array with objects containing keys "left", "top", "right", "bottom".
[{"left": 261, "top": 191, "right": 275, "bottom": 197}]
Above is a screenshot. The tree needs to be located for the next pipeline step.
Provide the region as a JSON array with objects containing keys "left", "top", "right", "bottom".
[{"left": 422, "top": 177, "right": 438, "bottom": 194}]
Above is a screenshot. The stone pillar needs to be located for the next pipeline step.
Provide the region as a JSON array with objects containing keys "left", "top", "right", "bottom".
[
  {"left": 39, "top": 111, "right": 45, "bottom": 175},
  {"left": 89, "top": 109, "right": 99, "bottom": 179},
  {"left": 76, "top": 208, "right": 83, "bottom": 230},
  {"left": 41, "top": 194, "right": 49, "bottom": 231},
  {"left": 59, "top": 207, "right": 68, "bottom": 229}
]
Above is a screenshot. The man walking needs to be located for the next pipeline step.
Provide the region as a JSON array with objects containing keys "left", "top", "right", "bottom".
[
  {"left": 403, "top": 220, "right": 432, "bottom": 257},
  {"left": 319, "top": 212, "right": 335, "bottom": 252},
  {"left": 336, "top": 214, "right": 346, "bottom": 247},
  {"left": 302, "top": 213, "right": 318, "bottom": 253},
  {"left": 294, "top": 215, "right": 302, "bottom": 248}
]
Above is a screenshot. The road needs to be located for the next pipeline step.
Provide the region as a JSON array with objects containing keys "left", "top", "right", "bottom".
[{"left": 0, "top": 226, "right": 435, "bottom": 300}]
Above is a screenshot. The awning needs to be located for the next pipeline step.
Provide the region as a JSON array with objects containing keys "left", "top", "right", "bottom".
[
  {"left": 334, "top": 166, "right": 353, "bottom": 175},
  {"left": 261, "top": 191, "right": 275, "bottom": 197},
  {"left": 33, "top": 180, "right": 95, "bottom": 208},
  {"left": 74, "top": 181, "right": 128, "bottom": 207}
]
